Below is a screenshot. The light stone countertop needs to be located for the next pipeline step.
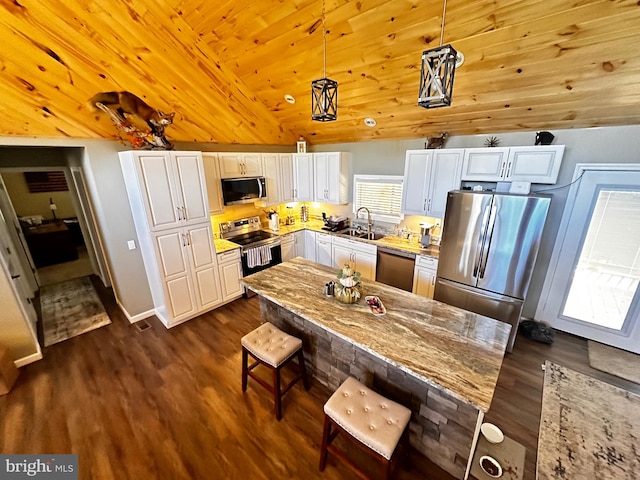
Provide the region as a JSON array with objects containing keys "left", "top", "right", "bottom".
[
  {"left": 214, "top": 238, "right": 241, "bottom": 254},
  {"left": 241, "top": 257, "right": 510, "bottom": 411},
  {"left": 261, "top": 220, "right": 440, "bottom": 258}
]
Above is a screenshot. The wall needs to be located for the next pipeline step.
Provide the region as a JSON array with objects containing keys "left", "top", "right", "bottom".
[
  {"left": 2, "top": 171, "right": 76, "bottom": 220},
  {"left": 2, "top": 125, "right": 639, "bottom": 323},
  {"left": 312, "top": 125, "right": 640, "bottom": 318}
]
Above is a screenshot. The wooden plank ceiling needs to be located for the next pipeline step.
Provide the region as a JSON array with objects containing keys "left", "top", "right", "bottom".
[{"left": 1, "top": 0, "right": 639, "bottom": 146}]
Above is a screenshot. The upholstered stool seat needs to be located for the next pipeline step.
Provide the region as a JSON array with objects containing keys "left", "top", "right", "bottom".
[
  {"left": 320, "top": 376, "right": 411, "bottom": 479},
  {"left": 241, "top": 322, "right": 309, "bottom": 420}
]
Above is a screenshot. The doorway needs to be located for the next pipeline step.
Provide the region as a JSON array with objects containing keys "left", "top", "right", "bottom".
[{"left": 537, "top": 165, "right": 640, "bottom": 353}]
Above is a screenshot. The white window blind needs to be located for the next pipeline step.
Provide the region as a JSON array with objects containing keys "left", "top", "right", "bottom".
[{"left": 353, "top": 175, "right": 404, "bottom": 223}]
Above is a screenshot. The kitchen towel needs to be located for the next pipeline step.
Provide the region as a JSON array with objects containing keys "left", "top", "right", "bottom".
[{"left": 246, "top": 245, "right": 272, "bottom": 268}]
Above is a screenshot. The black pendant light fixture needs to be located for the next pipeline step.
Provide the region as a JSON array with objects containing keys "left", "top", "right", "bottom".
[
  {"left": 311, "top": 0, "right": 337, "bottom": 121},
  {"left": 418, "top": 0, "right": 458, "bottom": 109}
]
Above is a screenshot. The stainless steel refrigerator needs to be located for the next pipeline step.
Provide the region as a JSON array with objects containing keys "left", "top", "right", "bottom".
[{"left": 434, "top": 190, "right": 551, "bottom": 352}]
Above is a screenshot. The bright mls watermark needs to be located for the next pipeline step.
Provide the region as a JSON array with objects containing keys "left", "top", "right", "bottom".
[{"left": 0, "top": 455, "right": 77, "bottom": 479}]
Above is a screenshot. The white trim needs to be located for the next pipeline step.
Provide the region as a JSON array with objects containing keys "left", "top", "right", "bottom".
[
  {"left": 116, "top": 300, "right": 155, "bottom": 324},
  {"left": 464, "top": 410, "right": 484, "bottom": 480},
  {"left": 536, "top": 163, "right": 640, "bottom": 319},
  {"left": 15, "top": 350, "right": 43, "bottom": 367}
]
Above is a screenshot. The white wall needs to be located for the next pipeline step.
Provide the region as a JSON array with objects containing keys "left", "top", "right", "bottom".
[{"left": 312, "top": 125, "right": 640, "bottom": 317}]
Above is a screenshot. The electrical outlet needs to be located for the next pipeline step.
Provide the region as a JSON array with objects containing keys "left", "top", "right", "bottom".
[{"left": 127, "top": 240, "right": 136, "bottom": 250}]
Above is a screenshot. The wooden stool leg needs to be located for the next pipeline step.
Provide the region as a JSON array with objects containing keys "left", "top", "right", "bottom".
[
  {"left": 298, "top": 349, "right": 310, "bottom": 390},
  {"left": 274, "top": 366, "right": 282, "bottom": 421},
  {"left": 319, "top": 415, "right": 331, "bottom": 471},
  {"left": 241, "top": 346, "right": 248, "bottom": 392}
]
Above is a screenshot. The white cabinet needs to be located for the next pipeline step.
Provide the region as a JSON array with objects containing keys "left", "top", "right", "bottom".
[
  {"left": 120, "top": 150, "right": 223, "bottom": 328},
  {"left": 313, "top": 152, "right": 350, "bottom": 204},
  {"left": 332, "top": 236, "right": 377, "bottom": 280},
  {"left": 316, "top": 232, "right": 333, "bottom": 267},
  {"left": 293, "top": 153, "right": 314, "bottom": 202},
  {"left": 202, "top": 152, "right": 224, "bottom": 215},
  {"left": 217, "top": 248, "right": 243, "bottom": 302},
  {"left": 263, "top": 153, "right": 294, "bottom": 206},
  {"left": 402, "top": 149, "right": 463, "bottom": 218},
  {"left": 294, "top": 230, "right": 306, "bottom": 259},
  {"left": 281, "top": 233, "right": 296, "bottom": 262},
  {"left": 461, "top": 146, "right": 564, "bottom": 184},
  {"left": 218, "top": 152, "right": 263, "bottom": 178},
  {"left": 413, "top": 255, "right": 438, "bottom": 299},
  {"left": 505, "top": 146, "right": 565, "bottom": 183},
  {"left": 124, "top": 151, "right": 210, "bottom": 232},
  {"left": 304, "top": 230, "right": 317, "bottom": 262}
]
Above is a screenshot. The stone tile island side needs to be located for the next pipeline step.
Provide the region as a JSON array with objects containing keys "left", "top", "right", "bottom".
[{"left": 241, "top": 258, "right": 511, "bottom": 479}]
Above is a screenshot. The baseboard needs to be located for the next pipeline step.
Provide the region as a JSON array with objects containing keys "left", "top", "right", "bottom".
[
  {"left": 116, "top": 301, "right": 155, "bottom": 324},
  {"left": 15, "top": 350, "right": 43, "bottom": 367}
]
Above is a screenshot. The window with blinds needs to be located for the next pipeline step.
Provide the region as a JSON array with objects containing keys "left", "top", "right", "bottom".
[{"left": 352, "top": 175, "right": 404, "bottom": 223}]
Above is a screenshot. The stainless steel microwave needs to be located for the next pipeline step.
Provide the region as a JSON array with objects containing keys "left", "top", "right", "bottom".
[{"left": 221, "top": 177, "right": 267, "bottom": 205}]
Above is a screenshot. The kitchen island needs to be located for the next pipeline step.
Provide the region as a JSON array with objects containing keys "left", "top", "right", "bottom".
[{"left": 241, "top": 258, "right": 510, "bottom": 479}]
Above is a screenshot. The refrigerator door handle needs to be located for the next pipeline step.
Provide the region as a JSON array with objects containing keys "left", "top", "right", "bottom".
[
  {"left": 479, "top": 205, "right": 498, "bottom": 278},
  {"left": 473, "top": 205, "right": 492, "bottom": 277}
]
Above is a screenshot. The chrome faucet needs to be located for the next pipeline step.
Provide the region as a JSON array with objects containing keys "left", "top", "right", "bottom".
[{"left": 356, "top": 207, "right": 373, "bottom": 239}]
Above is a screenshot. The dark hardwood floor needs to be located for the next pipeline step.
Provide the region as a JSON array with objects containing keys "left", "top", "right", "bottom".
[{"left": 1, "top": 283, "right": 638, "bottom": 480}]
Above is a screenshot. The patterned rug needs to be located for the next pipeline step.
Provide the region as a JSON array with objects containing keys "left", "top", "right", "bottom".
[
  {"left": 587, "top": 340, "right": 640, "bottom": 384},
  {"left": 537, "top": 361, "right": 640, "bottom": 480},
  {"left": 41, "top": 276, "right": 111, "bottom": 347}
]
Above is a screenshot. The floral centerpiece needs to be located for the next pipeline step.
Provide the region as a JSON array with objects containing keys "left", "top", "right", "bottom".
[{"left": 335, "top": 264, "right": 361, "bottom": 304}]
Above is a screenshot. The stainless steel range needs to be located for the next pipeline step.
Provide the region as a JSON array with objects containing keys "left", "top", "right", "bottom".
[{"left": 219, "top": 216, "right": 282, "bottom": 295}]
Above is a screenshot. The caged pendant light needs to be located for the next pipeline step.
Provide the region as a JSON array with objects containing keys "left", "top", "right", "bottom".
[
  {"left": 418, "top": 0, "right": 458, "bottom": 109},
  {"left": 311, "top": 0, "right": 338, "bottom": 121}
]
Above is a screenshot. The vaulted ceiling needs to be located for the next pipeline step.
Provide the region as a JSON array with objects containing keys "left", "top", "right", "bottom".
[{"left": 1, "top": 0, "right": 639, "bottom": 146}]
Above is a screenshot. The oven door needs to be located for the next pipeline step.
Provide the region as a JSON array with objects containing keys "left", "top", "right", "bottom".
[{"left": 241, "top": 243, "right": 282, "bottom": 296}]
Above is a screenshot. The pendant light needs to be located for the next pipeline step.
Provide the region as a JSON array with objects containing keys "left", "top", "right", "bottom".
[
  {"left": 418, "top": 0, "right": 458, "bottom": 109},
  {"left": 311, "top": 0, "right": 338, "bottom": 121}
]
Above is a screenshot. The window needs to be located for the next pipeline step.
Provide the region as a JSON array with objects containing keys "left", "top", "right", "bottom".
[{"left": 352, "top": 175, "right": 404, "bottom": 223}]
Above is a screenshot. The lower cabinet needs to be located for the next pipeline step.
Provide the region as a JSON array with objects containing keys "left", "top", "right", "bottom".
[
  {"left": 217, "top": 248, "right": 243, "bottom": 302},
  {"left": 281, "top": 233, "right": 296, "bottom": 261},
  {"left": 316, "top": 232, "right": 333, "bottom": 267},
  {"left": 413, "top": 255, "right": 438, "bottom": 299},
  {"left": 332, "top": 236, "right": 377, "bottom": 280},
  {"left": 294, "top": 230, "right": 305, "bottom": 259},
  {"left": 153, "top": 223, "right": 223, "bottom": 325},
  {"left": 304, "top": 230, "right": 317, "bottom": 262}
]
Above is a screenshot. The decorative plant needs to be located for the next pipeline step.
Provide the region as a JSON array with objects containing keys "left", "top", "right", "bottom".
[
  {"left": 335, "top": 264, "right": 362, "bottom": 303},
  {"left": 484, "top": 136, "right": 500, "bottom": 147}
]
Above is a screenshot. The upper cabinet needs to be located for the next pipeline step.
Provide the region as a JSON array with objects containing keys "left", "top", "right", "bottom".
[
  {"left": 401, "top": 149, "right": 464, "bottom": 218},
  {"left": 201, "top": 152, "right": 224, "bottom": 215},
  {"left": 293, "top": 153, "right": 314, "bottom": 202},
  {"left": 314, "top": 152, "right": 350, "bottom": 204},
  {"left": 461, "top": 146, "right": 565, "bottom": 184},
  {"left": 263, "top": 153, "right": 294, "bottom": 206},
  {"left": 121, "top": 151, "right": 210, "bottom": 232},
  {"left": 218, "top": 152, "right": 263, "bottom": 178}
]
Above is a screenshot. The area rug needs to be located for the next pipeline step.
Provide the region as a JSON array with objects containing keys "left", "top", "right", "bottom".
[
  {"left": 40, "top": 276, "right": 111, "bottom": 346},
  {"left": 587, "top": 340, "right": 640, "bottom": 384},
  {"left": 537, "top": 361, "right": 640, "bottom": 480},
  {"left": 471, "top": 434, "right": 525, "bottom": 480}
]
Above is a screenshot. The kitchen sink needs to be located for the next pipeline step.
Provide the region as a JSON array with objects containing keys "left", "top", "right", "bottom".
[{"left": 338, "top": 229, "right": 385, "bottom": 241}]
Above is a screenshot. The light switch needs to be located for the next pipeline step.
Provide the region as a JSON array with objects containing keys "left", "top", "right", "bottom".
[{"left": 127, "top": 240, "right": 136, "bottom": 250}]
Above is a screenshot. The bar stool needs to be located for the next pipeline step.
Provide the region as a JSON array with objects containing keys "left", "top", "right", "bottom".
[
  {"left": 241, "top": 322, "right": 309, "bottom": 420},
  {"left": 319, "top": 376, "right": 411, "bottom": 480}
]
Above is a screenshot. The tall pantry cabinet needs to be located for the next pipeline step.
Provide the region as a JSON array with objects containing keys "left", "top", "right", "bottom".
[{"left": 119, "top": 151, "right": 223, "bottom": 327}]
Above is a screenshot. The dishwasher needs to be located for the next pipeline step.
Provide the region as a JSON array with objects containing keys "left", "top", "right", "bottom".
[{"left": 375, "top": 246, "right": 416, "bottom": 292}]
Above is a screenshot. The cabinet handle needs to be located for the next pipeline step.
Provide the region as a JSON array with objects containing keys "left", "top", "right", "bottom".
[
  {"left": 294, "top": 188, "right": 297, "bottom": 198},
  {"left": 423, "top": 199, "right": 427, "bottom": 211},
  {"left": 506, "top": 160, "right": 513, "bottom": 178},
  {"left": 427, "top": 199, "right": 431, "bottom": 211},
  {"left": 182, "top": 206, "right": 187, "bottom": 220},
  {"left": 187, "top": 232, "right": 191, "bottom": 246},
  {"left": 500, "top": 161, "right": 506, "bottom": 178},
  {"left": 177, "top": 207, "right": 183, "bottom": 221},
  {"left": 181, "top": 234, "right": 187, "bottom": 247},
  {"left": 431, "top": 275, "right": 436, "bottom": 285}
]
